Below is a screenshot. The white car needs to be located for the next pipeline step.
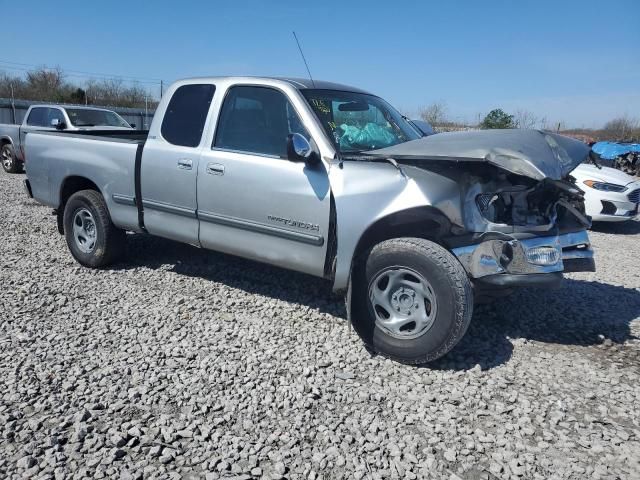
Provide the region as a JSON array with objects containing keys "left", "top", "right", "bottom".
[{"left": 571, "top": 163, "right": 640, "bottom": 222}]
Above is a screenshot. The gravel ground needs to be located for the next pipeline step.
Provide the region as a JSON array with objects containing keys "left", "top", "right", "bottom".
[{"left": 1, "top": 169, "right": 639, "bottom": 480}]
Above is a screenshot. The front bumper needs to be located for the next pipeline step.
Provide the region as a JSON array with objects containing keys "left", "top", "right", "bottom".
[
  {"left": 590, "top": 200, "right": 639, "bottom": 222},
  {"left": 585, "top": 183, "right": 640, "bottom": 222},
  {"left": 452, "top": 230, "right": 595, "bottom": 287}
]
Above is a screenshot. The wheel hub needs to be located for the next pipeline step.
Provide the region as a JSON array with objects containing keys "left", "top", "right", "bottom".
[
  {"left": 391, "top": 287, "right": 419, "bottom": 315},
  {"left": 72, "top": 208, "right": 97, "bottom": 253},
  {"left": 368, "top": 267, "right": 438, "bottom": 340}
]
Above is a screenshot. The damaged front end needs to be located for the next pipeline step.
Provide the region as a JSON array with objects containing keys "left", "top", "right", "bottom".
[
  {"left": 452, "top": 170, "right": 595, "bottom": 286},
  {"left": 365, "top": 129, "right": 596, "bottom": 288}
]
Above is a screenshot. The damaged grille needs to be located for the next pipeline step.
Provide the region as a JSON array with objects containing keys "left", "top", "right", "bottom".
[
  {"left": 476, "top": 193, "right": 496, "bottom": 213},
  {"left": 628, "top": 188, "right": 640, "bottom": 204},
  {"left": 471, "top": 177, "right": 588, "bottom": 233}
]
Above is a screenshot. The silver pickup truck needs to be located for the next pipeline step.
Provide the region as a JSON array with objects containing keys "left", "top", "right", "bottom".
[
  {"left": 0, "top": 104, "right": 133, "bottom": 173},
  {"left": 23, "top": 76, "right": 595, "bottom": 364}
]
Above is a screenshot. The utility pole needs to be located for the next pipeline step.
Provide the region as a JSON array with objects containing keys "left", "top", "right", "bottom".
[
  {"left": 160, "top": 80, "right": 163, "bottom": 98},
  {"left": 10, "top": 83, "right": 16, "bottom": 124}
]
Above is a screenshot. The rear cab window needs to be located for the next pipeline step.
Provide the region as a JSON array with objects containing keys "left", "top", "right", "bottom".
[
  {"left": 26, "top": 107, "right": 48, "bottom": 126},
  {"left": 161, "top": 84, "right": 216, "bottom": 147}
]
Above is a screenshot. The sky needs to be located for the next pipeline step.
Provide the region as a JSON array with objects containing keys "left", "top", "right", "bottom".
[{"left": 3, "top": 0, "right": 639, "bottom": 128}]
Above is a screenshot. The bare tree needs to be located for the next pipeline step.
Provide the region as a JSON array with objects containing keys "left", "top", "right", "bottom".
[
  {"left": 420, "top": 102, "right": 448, "bottom": 127},
  {"left": 514, "top": 109, "right": 538, "bottom": 129},
  {"left": 0, "top": 68, "right": 157, "bottom": 109},
  {"left": 602, "top": 115, "right": 640, "bottom": 141},
  {"left": 537, "top": 115, "right": 548, "bottom": 131},
  {"left": 25, "top": 67, "right": 64, "bottom": 100}
]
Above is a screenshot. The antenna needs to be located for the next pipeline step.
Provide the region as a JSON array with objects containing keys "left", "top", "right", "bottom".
[{"left": 292, "top": 31, "right": 315, "bottom": 87}]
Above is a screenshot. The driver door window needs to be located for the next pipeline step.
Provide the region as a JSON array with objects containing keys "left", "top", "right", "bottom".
[
  {"left": 214, "top": 86, "right": 309, "bottom": 158},
  {"left": 47, "top": 108, "right": 65, "bottom": 127}
]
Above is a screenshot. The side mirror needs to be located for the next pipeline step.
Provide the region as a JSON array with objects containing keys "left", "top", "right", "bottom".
[
  {"left": 51, "top": 118, "right": 66, "bottom": 130},
  {"left": 130, "top": 123, "right": 136, "bottom": 129},
  {"left": 287, "top": 133, "right": 320, "bottom": 165}
]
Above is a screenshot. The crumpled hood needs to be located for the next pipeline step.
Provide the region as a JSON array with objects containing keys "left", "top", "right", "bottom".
[{"left": 366, "top": 129, "right": 590, "bottom": 181}]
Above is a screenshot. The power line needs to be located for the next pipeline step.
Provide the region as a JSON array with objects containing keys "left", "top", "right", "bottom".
[
  {"left": 0, "top": 59, "right": 164, "bottom": 85},
  {"left": 0, "top": 64, "right": 161, "bottom": 86}
]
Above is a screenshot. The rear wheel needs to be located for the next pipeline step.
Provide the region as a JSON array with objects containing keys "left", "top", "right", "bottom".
[
  {"left": 63, "top": 190, "right": 125, "bottom": 268},
  {"left": 351, "top": 238, "right": 473, "bottom": 364},
  {"left": 1, "top": 143, "right": 20, "bottom": 173}
]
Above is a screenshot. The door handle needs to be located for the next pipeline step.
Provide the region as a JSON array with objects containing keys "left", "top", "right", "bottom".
[
  {"left": 206, "top": 162, "right": 225, "bottom": 175},
  {"left": 177, "top": 158, "right": 193, "bottom": 170}
]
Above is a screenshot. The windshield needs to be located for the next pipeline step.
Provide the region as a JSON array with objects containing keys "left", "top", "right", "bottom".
[
  {"left": 301, "top": 89, "right": 420, "bottom": 153},
  {"left": 65, "top": 108, "right": 131, "bottom": 128}
]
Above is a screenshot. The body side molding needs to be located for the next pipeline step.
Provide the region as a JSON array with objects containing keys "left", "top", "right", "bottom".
[{"left": 198, "top": 210, "right": 325, "bottom": 246}]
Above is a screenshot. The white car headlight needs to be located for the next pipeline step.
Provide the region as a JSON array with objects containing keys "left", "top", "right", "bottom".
[{"left": 583, "top": 180, "right": 627, "bottom": 192}]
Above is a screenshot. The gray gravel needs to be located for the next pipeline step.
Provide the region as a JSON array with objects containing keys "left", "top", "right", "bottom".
[{"left": 1, "top": 170, "right": 639, "bottom": 480}]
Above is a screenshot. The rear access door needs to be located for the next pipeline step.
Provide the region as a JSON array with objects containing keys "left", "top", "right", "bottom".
[{"left": 140, "top": 84, "right": 215, "bottom": 245}]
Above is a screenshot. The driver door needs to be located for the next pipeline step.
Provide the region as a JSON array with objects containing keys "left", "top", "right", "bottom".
[{"left": 197, "top": 85, "right": 331, "bottom": 277}]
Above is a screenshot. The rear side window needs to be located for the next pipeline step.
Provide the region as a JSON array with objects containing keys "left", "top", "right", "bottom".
[
  {"left": 161, "top": 84, "right": 215, "bottom": 147},
  {"left": 26, "top": 107, "right": 47, "bottom": 126},
  {"left": 214, "top": 86, "right": 309, "bottom": 158}
]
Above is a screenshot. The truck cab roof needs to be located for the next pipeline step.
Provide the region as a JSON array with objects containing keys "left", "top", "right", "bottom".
[
  {"left": 174, "top": 76, "right": 373, "bottom": 95},
  {"left": 26, "top": 104, "right": 121, "bottom": 112}
]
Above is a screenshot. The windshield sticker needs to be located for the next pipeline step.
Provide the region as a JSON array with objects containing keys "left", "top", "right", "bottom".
[{"left": 311, "top": 99, "right": 331, "bottom": 115}]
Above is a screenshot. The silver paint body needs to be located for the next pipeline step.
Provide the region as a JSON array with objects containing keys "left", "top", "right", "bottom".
[{"left": 24, "top": 77, "right": 594, "bottom": 292}]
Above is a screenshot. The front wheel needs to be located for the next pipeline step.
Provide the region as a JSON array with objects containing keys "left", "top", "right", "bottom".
[
  {"left": 63, "top": 190, "right": 125, "bottom": 268},
  {"left": 351, "top": 238, "right": 473, "bottom": 365},
  {"left": 1, "top": 143, "right": 20, "bottom": 173}
]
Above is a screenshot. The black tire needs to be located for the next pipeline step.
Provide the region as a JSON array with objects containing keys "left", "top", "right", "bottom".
[
  {"left": 63, "top": 190, "right": 125, "bottom": 268},
  {"left": 1, "top": 143, "right": 20, "bottom": 174},
  {"left": 351, "top": 238, "right": 473, "bottom": 365}
]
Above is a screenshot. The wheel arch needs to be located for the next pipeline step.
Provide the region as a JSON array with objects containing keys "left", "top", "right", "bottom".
[
  {"left": 333, "top": 205, "right": 453, "bottom": 294},
  {"left": 354, "top": 206, "right": 452, "bottom": 257},
  {"left": 57, "top": 176, "right": 102, "bottom": 234}
]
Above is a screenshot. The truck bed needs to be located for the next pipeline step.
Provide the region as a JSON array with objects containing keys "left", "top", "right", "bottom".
[{"left": 25, "top": 130, "right": 146, "bottom": 233}]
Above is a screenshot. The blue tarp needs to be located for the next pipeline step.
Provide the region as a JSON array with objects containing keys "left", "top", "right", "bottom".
[{"left": 592, "top": 141, "right": 640, "bottom": 160}]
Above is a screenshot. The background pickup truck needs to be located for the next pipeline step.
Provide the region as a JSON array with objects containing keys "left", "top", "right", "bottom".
[
  {"left": 0, "top": 104, "right": 133, "bottom": 173},
  {"left": 23, "top": 76, "right": 596, "bottom": 364}
]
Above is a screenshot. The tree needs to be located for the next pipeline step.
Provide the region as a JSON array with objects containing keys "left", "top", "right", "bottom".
[
  {"left": 25, "top": 67, "right": 64, "bottom": 100},
  {"left": 0, "top": 68, "right": 158, "bottom": 109},
  {"left": 69, "top": 88, "right": 86, "bottom": 104},
  {"left": 420, "top": 102, "right": 448, "bottom": 127},
  {"left": 514, "top": 109, "right": 538, "bottom": 129},
  {"left": 602, "top": 116, "right": 640, "bottom": 141},
  {"left": 480, "top": 109, "right": 515, "bottom": 129}
]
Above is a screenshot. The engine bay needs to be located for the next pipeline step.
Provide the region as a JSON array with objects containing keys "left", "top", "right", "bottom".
[{"left": 462, "top": 169, "right": 590, "bottom": 234}]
